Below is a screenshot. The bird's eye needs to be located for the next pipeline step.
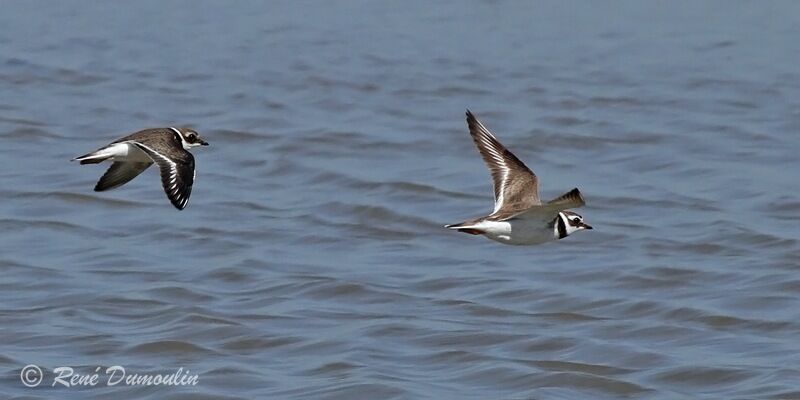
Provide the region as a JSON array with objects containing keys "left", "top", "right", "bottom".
[
  {"left": 572, "top": 218, "right": 581, "bottom": 223},
  {"left": 188, "top": 133, "right": 196, "bottom": 140}
]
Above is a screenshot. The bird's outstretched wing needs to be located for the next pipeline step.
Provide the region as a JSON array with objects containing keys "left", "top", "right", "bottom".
[
  {"left": 466, "top": 110, "right": 540, "bottom": 215},
  {"left": 129, "top": 141, "right": 195, "bottom": 210},
  {"left": 490, "top": 188, "right": 586, "bottom": 222},
  {"left": 94, "top": 161, "right": 152, "bottom": 192}
]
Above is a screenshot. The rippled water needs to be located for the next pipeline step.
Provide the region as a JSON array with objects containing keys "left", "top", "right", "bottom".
[{"left": 1, "top": 1, "right": 799, "bottom": 399}]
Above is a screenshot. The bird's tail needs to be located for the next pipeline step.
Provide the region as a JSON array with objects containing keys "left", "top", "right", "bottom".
[
  {"left": 72, "top": 155, "right": 107, "bottom": 164},
  {"left": 71, "top": 147, "right": 114, "bottom": 164},
  {"left": 444, "top": 222, "right": 485, "bottom": 235}
]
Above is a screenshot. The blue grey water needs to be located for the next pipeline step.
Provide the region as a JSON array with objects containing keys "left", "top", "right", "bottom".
[{"left": 1, "top": 1, "right": 799, "bottom": 399}]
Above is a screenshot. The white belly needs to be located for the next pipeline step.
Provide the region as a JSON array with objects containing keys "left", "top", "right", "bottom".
[{"left": 477, "top": 219, "right": 556, "bottom": 246}]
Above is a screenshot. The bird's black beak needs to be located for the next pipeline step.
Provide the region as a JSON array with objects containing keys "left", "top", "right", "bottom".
[
  {"left": 200, "top": 140, "right": 209, "bottom": 146},
  {"left": 582, "top": 223, "right": 593, "bottom": 230}
]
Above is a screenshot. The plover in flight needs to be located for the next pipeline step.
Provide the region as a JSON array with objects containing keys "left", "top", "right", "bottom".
[
  {"left": 72, "top": 127, "right": 208, "bottom": 210},
  {"left": 445, "top": 110, "right": 592, "bottom": 245}
]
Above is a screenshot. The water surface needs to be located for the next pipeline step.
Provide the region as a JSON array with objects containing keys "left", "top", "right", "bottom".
[{"left": 1, "top": 1, "right": 799, "bottom": 399}]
